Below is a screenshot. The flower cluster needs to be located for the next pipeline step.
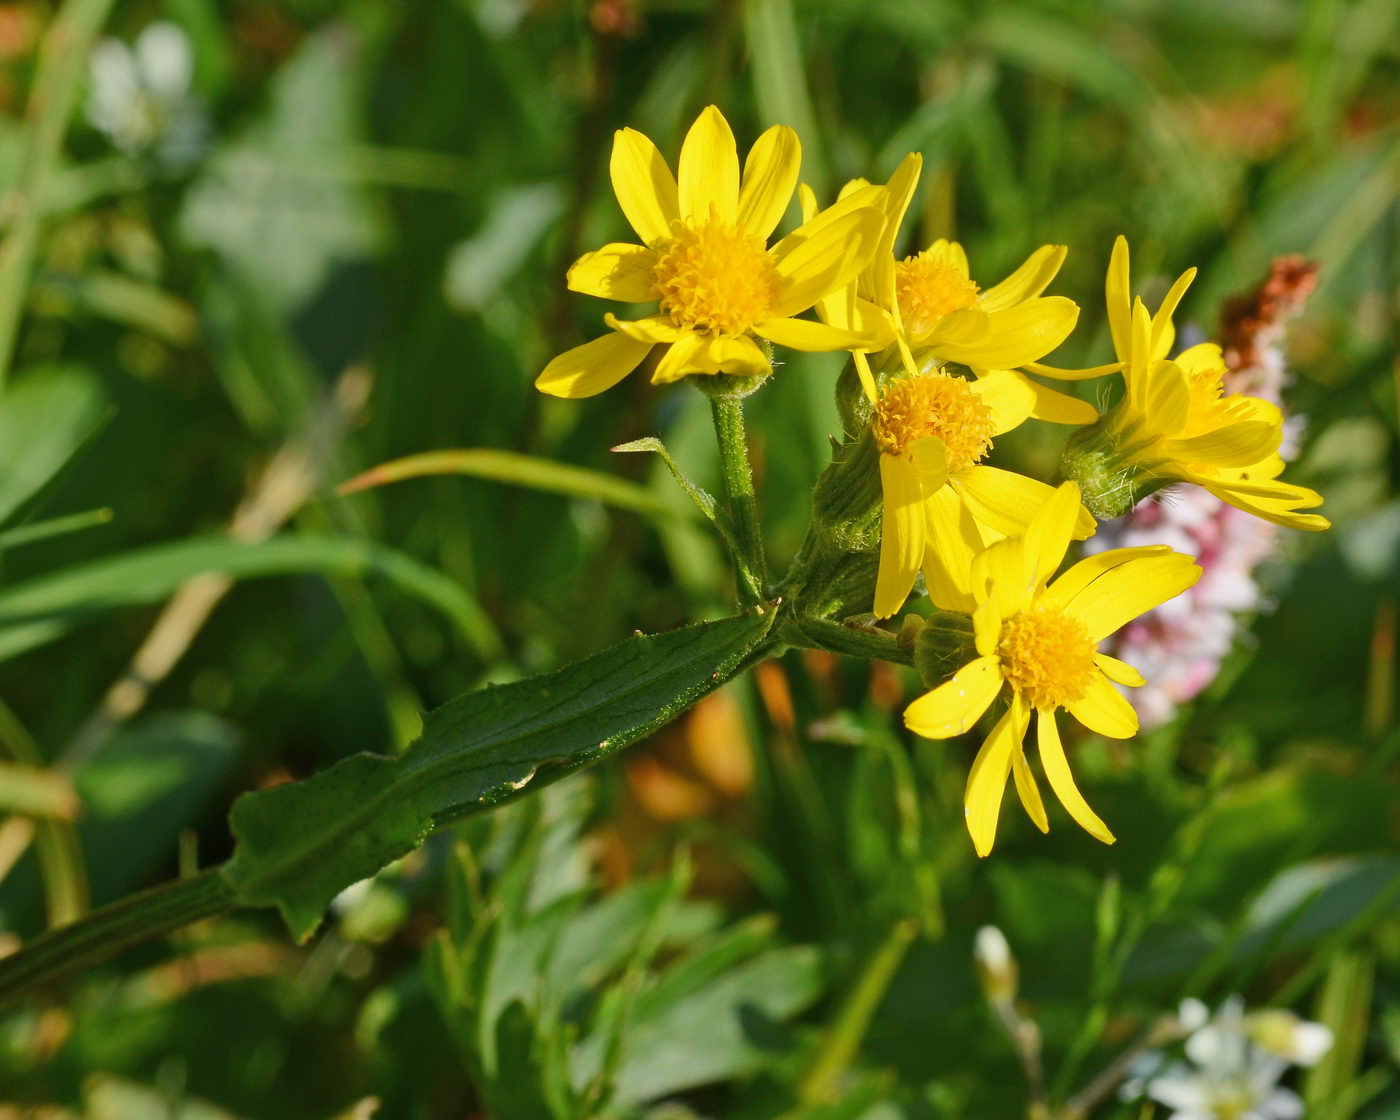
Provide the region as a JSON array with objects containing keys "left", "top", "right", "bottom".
[{"left": 539, "top": 106, "right": 1330, "bottom": 857}]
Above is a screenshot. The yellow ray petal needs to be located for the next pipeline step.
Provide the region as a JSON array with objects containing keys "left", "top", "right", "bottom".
[
  {"left": 979, "top": 244, "right": 1067, "bottom": 312},
  {"left": 973, "top": 599, "right": 1000, "bottom": 658},
  {"left": 1161, "top": 422, "right": 1281, "bottom": 468},
  {"left": 874, "top": 452, "right": 927, "bottom": 619},
  {"left": 869, "top": 152, "right": 922, "bottom": 309},
  {"left": 1006, "top": 372, "right": 1100, "bottom": 425},
  {"left": 610, "top": 128, "right": 680, "bottom": 247},
  {"left": 698, "top": 333, "right": 771, "bottom": 377},
  {"left": 922, "top": 486, "right": 984, "bottom": 613},
  {"left": 1174, "top": 341, "right": 1225, "bottom": 374},
  {"left": 1095, "top": 653, "right": 1145, "bottom": 688},
  {"left": 1106, "top": 235, "right": 1132, "bottom": 362},
  {"left": 568, "top": 243, "right": 658, "bottom": 302},
  {"left": 1195, "top": 478, "right": 1331, "bottom": 531},
  {"left": 603, "top": 312, "right": 684, "bottom": 343},
  {"left": 953, "top": 466, "right": 1096, "bottom": 542},
  {"left": 755, "top": 316, "right": 871, "bottom": 352},
  {"left": 1066, "top": 670, "right": 1138, "bottom": 739},
  {"left": 971, "top": 535, "right": 1033, "bottom": 623},
  {"left": 1150, "top": 266, "right": 1196, "bottom": 361},
  {"left": 1037, "top": 711, "right": 1115, "bottom": 844},
  {"left": 1140, "top": 357, "right": 1190, "bottom": 434},
  {"left": 536, "top": 332, "right": 652, "bottom": 398},
  {"left": 1020, "top": 480, "right": 1084, "bottom": 590},
  {"left": 929, "top": 297, "right": 1079, "bottom": 369},
  {"left": 769, "top": 187, "right": 887, "bottom": 318},
  {"left": 964, "top": 695, "right": 1028, "bottom": 858},
  {"left": 1063, "top": 553, "right": 1202, "bottom": 641},
  {"left": 649, "top": 331, "right": 707, "bottom": 384},
  {"left": 738, "top": 123, "right": 800, "bottom": 240},
  {"left": 1012, "top": 748, "right": 1049, "bottom": 834},
  {"left": 971, "top": 369, "right": 1037, "bottom": 436},
  {"left": 1042, "top": 545, "right": 1173, "bottom": 611},
  {"left": 678, "top": 105, "right": 739, "bottom": 225},
  {"left": 1023, "top": 359, "right": 1124, "bottom": 382},
  {"left": 904, "top": 655, "right": 1004, "bottom": 739}
]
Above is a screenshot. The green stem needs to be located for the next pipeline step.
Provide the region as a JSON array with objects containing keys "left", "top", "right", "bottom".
[
  {"left": 0, "top": 0, "right": 119, "bottom": 387},
  {"left": 796, "top": 917, "right": 918, "bottom": 1104},
  {"left": 0, "top": 868, "right": 237, "bottom": 1005},
  {"left": 782, "top": 615, "right": 913, "bottom": 667},
  {"left": 709, "top": 396, "right": 767, "bottom": 603}
]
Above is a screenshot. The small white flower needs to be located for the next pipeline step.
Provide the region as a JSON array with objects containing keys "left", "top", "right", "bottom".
[
  {"left": 973, "top": 925, "right": 1017, "bottom": 1003},
  {"left": 87, "top": 21, "right": 205, "bottom": 165}
]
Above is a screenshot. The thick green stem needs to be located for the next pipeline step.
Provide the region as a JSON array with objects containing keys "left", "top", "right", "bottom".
[
  {"left": 0, "top": 0, "right": 119, "bottom": 387},
  {"left": 0, "top": 867, "right": 237, "bottom": 1005},
  {"left": 709, "top": 396, "right": 767, "bottom": 603}
]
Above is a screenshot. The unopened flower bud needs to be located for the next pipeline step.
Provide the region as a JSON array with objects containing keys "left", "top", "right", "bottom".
[
  {"left": 914, "top": 610, "right": 978, "bottom": 688},
  {"left": 974, "top": 924, "right": 1018, "bottom": 1004},
  {"left": 1059, "top": 413, "right": 1171, "bottom": 522}
]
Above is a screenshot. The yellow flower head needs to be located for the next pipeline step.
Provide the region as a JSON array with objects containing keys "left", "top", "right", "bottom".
[
  {"left": 535, "top": 106, "right": 887, "bottom": 398},
  {"left": 1069, "top": 237, "right": 1329, "bottom": 531},
  {"left": 904, "top": 482, "right": 1202, "bottom": 857},
  {"left": 802, "top": 154, "right": 1096, "bottom": 425},
  {"left": 869, "top": 368, "right": 1096, "bottom": 621}
]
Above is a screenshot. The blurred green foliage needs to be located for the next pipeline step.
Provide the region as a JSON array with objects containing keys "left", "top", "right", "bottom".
[{"left": 0, "top": 0, "right": 1396, "bottom": 1116}]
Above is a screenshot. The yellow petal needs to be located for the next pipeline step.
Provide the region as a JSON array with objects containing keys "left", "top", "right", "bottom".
[
  {"left": 1020, "top": 480, "right": 1084, "bottom": 590},
  {"left": 1037, "top": 711, "right": 1115, "bottom": 844},
  {"left": 1095, "top": 653, "right": 1145, "bottom": 687},
  {"left": 1140, "top": 357, "right": 1190, "bottom": 434},
  {"left": 971, "top": 369, "right": 1037, "bottom": 436},
  {"left": 1175, "top": 341, "right": 1225, "bottom": 374},
  {"left": 1012, "top": 373, "right": 1100, "bottom": 426},
  {"left": 604, "top": 312, "right": 684, "bottom": 343},
  {"left": 798, "top": 182, "right": 819, "bottom": 224},
  {"left": 567, "top": 243, "right": 658, "bottom": 302},
  {"left": 904, "top": 655, "right": 1004, "bottom": 739},
  {"left": 1012, "top": 748, "right": 1049, "bottom": 834},
  {"left": 678, "top": 105, "right": 739, "bottom": 225},
  {"left": 610, "top": 128, "right": 680, "bottom": 247},
  {"left": 874, "top": 452, "right": 927, "bottom": 619},
  {"left": 1162, "top": 422, "right": 1281, "bottom": 468},
  {"left": 1195, "top": 477, "right": 1331, "bottom": 532},
  {"left": 1150, "top": 266, "right": 1196, "bottom": 362},
  {"left": 953, "top": 466, "right": 1096, "bottom": 542},
  {"left": 971, "top": 535, "right": 1033, "bottom": 623},
  {"left": 535, "top": 332, "right": 652, "bottom": 398},
  {"left": 1106, "top": 236, "right": 1132, "bottom": 361},
  {"left": 650, "top": 332, "right": 707, "bottom": 384},
  {"left": 979, "top": 244, "right": 1067, "bottom": 311},
  {"left": 698, "top": 333, "right": 771, "bottom": 377},
  {"left": 928, "top": 297, "right": 1079, "bottom": 368},
  {"left": 1066, "top": 671, "right": 1139, "bottom": 739},
  {"left": 965, "top": 695, "right": 1029, "bottom": 857},
  {"left": 1064, "top": 552, "right": 1203, "bottom": 641},
  {"left": 922, "top": 486, "right": 985, "bottom": 613},
  {"left": 869, "top": 152, "right": 922, "bottom": 309},
  {"left": 1042, "top": 545, "right": 1174, "bottom": 611},
  {"left": 769, "top": 187, "right": 887, "bottom": 318},
  {"left": 908, "top": 435, "right": 949, "bottom": 485},
  {"left": 973, "top": 599, "right": 1000, "bottom": 658},
  {"left": 755, "top": 316, "right": 871, "bottom": 352},
  {"left": 737, "top": 124, "right": 800, "bottom": 240},
  {"left": 1024, "top": 359, "right": 1124, "bottom": 382}
]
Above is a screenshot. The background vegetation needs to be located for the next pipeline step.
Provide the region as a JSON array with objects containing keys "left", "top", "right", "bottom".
[{"left": 0, "top": 0, "right": 1396, "bottom": 1116}]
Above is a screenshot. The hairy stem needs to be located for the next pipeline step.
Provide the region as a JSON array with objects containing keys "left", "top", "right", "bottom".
[
  {"left": 709, "top": 396, "right": 767, "bottom": 603},
  {"left": 0, "top": 868, "right": 237, "bottom": 1005}
]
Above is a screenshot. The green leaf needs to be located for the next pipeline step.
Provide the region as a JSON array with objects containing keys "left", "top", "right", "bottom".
[
  {"left": 0, "top": 365, "right": 108, "bottom": 528},
  {"left": 0, "top": 533, "right": 501, "bottom": 663},
  {"left": 223, "top": 608, "right": 775, "bottom": 940},
  {"left": 338, "top": 447, "right": 684, "bottom": 522}
]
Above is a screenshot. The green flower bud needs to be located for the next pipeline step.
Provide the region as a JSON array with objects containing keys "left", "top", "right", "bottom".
[
  {"left": 811, "top": 427, "right": 883, "bottom": 552},
  {"left": 1059, "top": 412, "right": 1172, "bottom": 521},
  {"left": 913, "top": 610, "right": 977, "bottom": 688}
]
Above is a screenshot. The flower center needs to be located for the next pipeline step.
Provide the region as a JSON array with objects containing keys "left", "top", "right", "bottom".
[
  {"left": 998, "top": 606, "right": 1096, "bottom": 711},
  {"left": 1180, "top": 362, "right": 1230, "bottom": 438},
  {"left": 872, "top": 371, "right": 996, "bottom": 473},
  {"left": 651, "top": 213, "right": 779, "bottom": 336},
  {"left": 895, "top": 253, "right": 980, "bottom": 338}
]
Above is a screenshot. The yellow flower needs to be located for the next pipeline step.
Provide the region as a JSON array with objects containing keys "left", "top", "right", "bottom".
[
  {"left": 904, "top": 482, "right": 1202, "bottom": 856},
  {"left": 1064, "top": 237, "right": 1329, "bottom": 530},
  {"left": 870, "top": 368, "right": 1096, "bottom": 620},
  {"left": 803, "top": 154, "right": 1097, "bottom": 425},
  {"left": 535, "top": 106, "right": 886, "bottom": 398}
]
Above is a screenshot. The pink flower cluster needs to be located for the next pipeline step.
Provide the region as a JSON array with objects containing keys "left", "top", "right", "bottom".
[{"left": 1093, "top": 258, "right": 1319, "bottom": 728}]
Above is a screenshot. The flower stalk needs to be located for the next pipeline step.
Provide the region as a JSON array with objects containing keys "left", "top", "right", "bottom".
[{"left": 709, "top": 394, "right": 768, "bottom": 604}]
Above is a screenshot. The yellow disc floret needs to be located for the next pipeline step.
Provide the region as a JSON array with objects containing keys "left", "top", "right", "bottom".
[
  {"left": 998, "top": 606, "right": 1097, "bottom": 711},
  {"left": 872, "top": 371, "right": 996, "bottom": 472},
  {"left": 895, "top": 252, "right": 980, "bottom": 338},
  {"left": 651, "top": 212, "right": 779, "bottom": 336}
]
